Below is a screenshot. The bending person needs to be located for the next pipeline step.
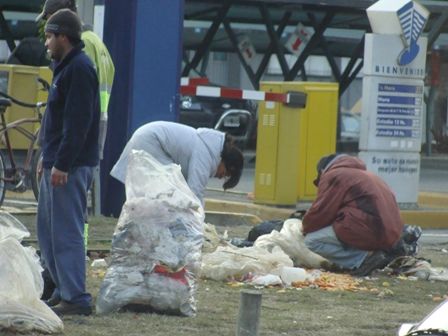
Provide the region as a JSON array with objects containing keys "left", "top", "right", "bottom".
[
  {"left": 110, "top": 121, "right": 244, "bottom": 205},
  {"left": 302, "top": 154, "right": 404, "bottom": 276}
]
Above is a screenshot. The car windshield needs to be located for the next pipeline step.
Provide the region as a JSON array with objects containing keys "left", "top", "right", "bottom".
[
  {"left": 403, "top": 300, "right": 448, "bottom": 335},
  {"left": 412, "top": 300, "right": 448, "bottom": 332}
]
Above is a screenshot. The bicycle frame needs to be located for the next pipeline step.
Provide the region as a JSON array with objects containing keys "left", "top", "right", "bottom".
[
  {"left": 0, "top": 111, "right": 41, "bottom": 184},
  {"left": 0, "top": 84, "right": 48, "bottom": 205}
]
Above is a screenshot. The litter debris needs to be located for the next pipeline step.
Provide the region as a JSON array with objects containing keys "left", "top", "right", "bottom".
[
  {"left": 386, "top": 256, "right": 448, "bottom": 281},
  {"left": 200, "top": 245, "right": 293, "bottom": 281},
  {"left": 279, "top": 266, "right": 311, "bottom": 285},
  {"left": 250, "top": 274, "right": 283, "bottom": 287},
  {"left": 96, "top": 150, "right": 204, "bottom": 316},
  {"left": 247, "top": 220, "right": 284, "bottom": 243},
  {"left": 432, "top": 296, "right": 445, "bottom": 302},
  {"left": 230, "top": 237, "right": 253, "bottom": 248},
  {"left": 203, "top": 223, "right": 221, "bottom": 253},
  {"left": 291, "top": 272, "right": 370, "bottom": 292},
  {"left": 377, "top": 288, "right": 394, "bottom": 298},
  {"left": 0, "top": 212, "right": 63, "bottom": 334},
  {"left": 91, "top": 259, "right": 108, "bottom": 268},
  {"left": 253, "top": 218, "right": 329, "bottom": 268}
]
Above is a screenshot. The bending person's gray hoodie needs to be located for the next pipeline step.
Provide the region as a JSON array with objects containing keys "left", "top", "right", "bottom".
[{"left": 110, "top": 121, "right": 225, "bottom": 204}]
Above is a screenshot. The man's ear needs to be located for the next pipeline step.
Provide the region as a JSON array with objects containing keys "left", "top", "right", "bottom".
[{"left": 58, "top": 34, "right": 68, "bottom": 43}]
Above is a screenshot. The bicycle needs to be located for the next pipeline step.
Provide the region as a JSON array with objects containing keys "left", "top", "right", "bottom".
[{"left": 0, "top": 90, "right": 46, "bottom": 206}]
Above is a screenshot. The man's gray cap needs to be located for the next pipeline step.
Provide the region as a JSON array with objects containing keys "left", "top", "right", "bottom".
[{"left": 44, "top": 8, "right": 82, "bottom": 40}]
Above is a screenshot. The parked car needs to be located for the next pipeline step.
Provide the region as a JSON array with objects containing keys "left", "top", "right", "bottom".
[
  {"left": 338, "top": 112, "right": 361, "bottom": 152},
  {"left": 179, "top": 95, "right": 258, "bottom": 149},
  {"left": 341, "top": 112, "right": 361, "bottom": 141}
]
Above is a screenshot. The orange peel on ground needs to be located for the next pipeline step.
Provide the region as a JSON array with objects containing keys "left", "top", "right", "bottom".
[{"left": 291, "top": 272, "right": 371, "bottom": 292}]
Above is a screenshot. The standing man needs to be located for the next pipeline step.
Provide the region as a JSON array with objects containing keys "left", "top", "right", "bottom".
[
  {"left": 302, "top": 154, "right": 404, "bottom": 276},
  {"left": 37, "top": 9, "right": 100, "bottom": 316},
  {"left": 36, "top": 0, "right": 115, "bottom": 301},
  {"left": 36, "top": 0, "right": 115, "bottom": 158}
]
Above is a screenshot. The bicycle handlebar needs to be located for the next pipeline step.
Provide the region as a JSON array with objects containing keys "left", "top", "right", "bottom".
[{"left": 0, "top": 91, "right": 46, "bottom": 109}]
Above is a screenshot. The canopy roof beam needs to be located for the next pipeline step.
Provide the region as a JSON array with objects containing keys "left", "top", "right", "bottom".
[{"left": 182, "top": 3, "right": 230, "bottom": 76}]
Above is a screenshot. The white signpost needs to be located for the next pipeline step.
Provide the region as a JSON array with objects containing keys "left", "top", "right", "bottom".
[{"left": 359, "top": 0, "right": 429, "bottom": 206}]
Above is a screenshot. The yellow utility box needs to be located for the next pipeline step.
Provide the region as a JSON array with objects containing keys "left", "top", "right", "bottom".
[
  {"left": 0, "top": 64, "right": 52, "bottom": 149},
  {"left": 254, "top": 82, "right": 338, "bottom": 205}
]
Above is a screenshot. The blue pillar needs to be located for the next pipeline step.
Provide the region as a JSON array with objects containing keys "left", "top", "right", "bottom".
[{"left": 101, "top": 0, "right": 184, "bottom": 217}]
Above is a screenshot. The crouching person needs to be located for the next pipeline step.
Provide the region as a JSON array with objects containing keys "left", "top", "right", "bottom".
[{"left": 302, "top": 154, "right": 404, "bottom": 276}]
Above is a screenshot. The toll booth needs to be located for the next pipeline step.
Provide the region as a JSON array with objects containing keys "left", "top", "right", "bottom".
[
  {"left": 254, "top": 82, "right": 338, "bottom": 206},
  {"left": 0, "top": 64, "right": 52, "bottom": 149}
]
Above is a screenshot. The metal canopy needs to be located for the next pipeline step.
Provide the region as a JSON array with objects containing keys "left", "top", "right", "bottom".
[
  {"left": 0, "top": 0, "right": 447, "bottom": 94},
  {"left": 0, "top": 0, "right": 43, "bottom": 50},
  {"left": 0, "top": 0, "right": 42, "bottom": 12},
  {"left": 183, "top": 0, "right": 448, "bottom": 93}
]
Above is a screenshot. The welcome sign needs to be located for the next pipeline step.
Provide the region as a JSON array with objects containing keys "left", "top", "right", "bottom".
[{"left": 360, "top": 0, "right": 429, "bottom": 205}]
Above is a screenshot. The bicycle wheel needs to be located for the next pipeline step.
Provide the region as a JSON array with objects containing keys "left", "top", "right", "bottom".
[
  {"left": 0, "top": 151, "right": 6, "bottom": 206},
  {"left": 31, "top": 147, "right": 42, "bottom": 202}
]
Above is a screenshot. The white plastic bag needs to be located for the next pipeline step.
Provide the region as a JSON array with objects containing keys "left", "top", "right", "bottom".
[
  {"left": 254, "top": 218, "right": 328, "bottom": 268},
  {"left": 0, "top": 211, "right": 30, "bottom": 241},
  {"left": 0, "top": 214, "right": 63, "bottom": 334},
  {"left": 250, "top": 274, "right": 283, "bottom": 286},
  {"left": 96, "top": 150, "right": 204, "bottom": 316},
  {"left": 200, "top": 245, "right": 293, "bottom": 281},
  {"left": 279, "top": 266, "right": 311, "bottom": 285},
  {"left": 202, "top": 223, "right": 222, "bottom": 253}
]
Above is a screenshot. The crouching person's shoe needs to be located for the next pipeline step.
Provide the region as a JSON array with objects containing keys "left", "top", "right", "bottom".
[
  {"left": 351, "top": 251, "right": 390, "bottom": 277},
  {"left": 51, "top": 301, "right": 92, "bottom": 316},
  {"left": 320, "top": 260, "right": 348, "bottom": 273}
]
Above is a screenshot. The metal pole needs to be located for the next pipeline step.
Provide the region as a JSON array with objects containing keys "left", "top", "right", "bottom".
[
  {"left": 92, "top": 166, "right": 101, "bottom": 216},
  {"left": 236, "top": 290, "right": 262, "bottom": 336}
]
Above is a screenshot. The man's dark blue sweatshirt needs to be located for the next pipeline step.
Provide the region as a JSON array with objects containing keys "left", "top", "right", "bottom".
[{"left": 42, "top": 42, "right": 100, "bottom": 172}]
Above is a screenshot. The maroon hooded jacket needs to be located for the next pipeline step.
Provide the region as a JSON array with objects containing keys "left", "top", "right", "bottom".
[{"left": 302, "top": 156, "right": 403, "bottom": 251}]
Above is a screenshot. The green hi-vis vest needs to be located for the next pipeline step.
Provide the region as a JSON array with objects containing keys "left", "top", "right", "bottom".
[{"left": 81, "top": 30, "right": 115, "bottom": 119}]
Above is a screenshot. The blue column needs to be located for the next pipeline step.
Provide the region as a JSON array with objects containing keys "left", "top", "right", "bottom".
[{"left": 100, "top": 0, "right": 183, "bottom": 217}]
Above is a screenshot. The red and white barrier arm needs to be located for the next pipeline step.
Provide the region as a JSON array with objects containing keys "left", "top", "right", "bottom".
[
  {"left": 180, "top": 84, "right": 306, "bottom": 107},
  {"left": 180, "top": 77, "right": 209, "bottom": 86}
]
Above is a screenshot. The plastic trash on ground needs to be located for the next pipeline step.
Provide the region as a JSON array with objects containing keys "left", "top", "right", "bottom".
[
  {"left": 91, "top": 259, "right": 108, "bottom": 268},
  {"left": 279, "top": 266, "right": 311, "bottom": 285},
  {"left": 202, "top": 223, "right": 221, "bottom": 253},
  {"left": 387, "top": 256, "right": 448, "bottom": 281},
  {"left": 0, "top": 212, "right": 63, "bottom": 334},
  {"left": 250, "top": 274, "right": 283, "bottom": 287},
  {"left": 96, "top": 150, "right": 204, "bottom": 316},
  {"left": 254, "top": 218, "right": 329, "bottom": 268},
  {"left": 0, "top": 211, "right": 29, "bottom": 241},
  {"left": 200, "top": 245, "right": 293, "bottom": 281}
]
